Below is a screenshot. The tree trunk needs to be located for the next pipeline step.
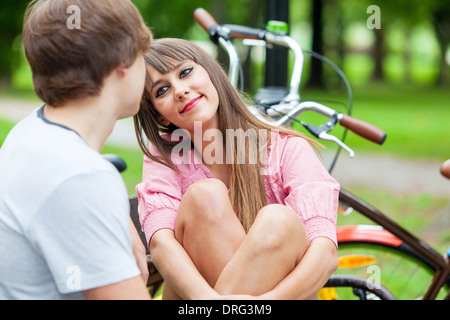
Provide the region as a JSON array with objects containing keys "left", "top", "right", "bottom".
[
  {"left": 308, "top": 0, "right": 324, "bottom": 88},
  {"left": 264, "top": 0, "right": 289, "bottom": 88},
  {"left": 432, "top": 9, "right": 450, "bottom": 86},
  {"left": 372, "top": 28, "right": 385, "bottom": 81}
]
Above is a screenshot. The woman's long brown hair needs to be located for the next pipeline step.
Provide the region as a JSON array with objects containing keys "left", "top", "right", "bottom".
[{"left": 134, "top": 38, "right": 316, "bottom": 232}]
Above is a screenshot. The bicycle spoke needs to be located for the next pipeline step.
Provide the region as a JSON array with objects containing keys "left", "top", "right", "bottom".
[{"left": 335, "top": 243, "right": 439, "bottom": 300}]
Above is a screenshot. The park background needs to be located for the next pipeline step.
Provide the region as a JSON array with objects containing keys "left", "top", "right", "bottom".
[{"left": 0, "top": 0, "right": 449, "bottom": 253}]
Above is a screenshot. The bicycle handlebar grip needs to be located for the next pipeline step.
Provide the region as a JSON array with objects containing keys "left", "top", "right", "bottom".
[
  {"left": 193, "top": 8, "right": 218, "bottom": 32},
  {"left": 340, "top": 114, "right": 387, "bottom": 145},
  {"left": 223, "top": 24, "right": 267, "bottom": 40},
  {"left": 440, "top": 159, "right": 450, "bottom": 180}
]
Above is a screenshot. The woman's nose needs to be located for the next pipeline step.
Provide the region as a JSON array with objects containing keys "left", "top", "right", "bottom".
[{"left": 175, "top": 85, "right": 190, "bottom": 101}]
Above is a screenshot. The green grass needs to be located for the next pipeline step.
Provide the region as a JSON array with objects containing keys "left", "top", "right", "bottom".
[
  {"left": 101, "top": 144, "right": 144, "bottom": 194},
  {"left": 0, "top": 117, "right": 15, "bottom": 141},
  {"left": 297, "top": 82, "right": 450, "bottom": 161}
]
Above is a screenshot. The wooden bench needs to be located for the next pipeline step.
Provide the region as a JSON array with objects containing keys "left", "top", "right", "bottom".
[{"left": 129, "top": 195, "right": 163, "bottom": 295}]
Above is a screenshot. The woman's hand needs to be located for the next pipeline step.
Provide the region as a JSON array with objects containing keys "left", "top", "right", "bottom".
[{"left": 256, "top": 237, "right": 338, "bottom": 300}]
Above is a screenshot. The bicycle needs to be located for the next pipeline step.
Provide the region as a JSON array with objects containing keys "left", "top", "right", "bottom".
[
  {"left": 116, "top": 8, "right": 449, "bottom": 300},
  {"left": 189, "top": 8, "right": 449, "bottom": 300}
]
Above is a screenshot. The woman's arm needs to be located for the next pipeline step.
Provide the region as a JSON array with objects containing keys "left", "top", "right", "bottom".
[
  {"left": 279, "top": 136, "right": 340, "bottom": 247},
  {"left": 150, "top": 229, "right": 219, "bottom": 300},
  {"left": 259, "top": 237, "right": 338, "bottom": 299}
]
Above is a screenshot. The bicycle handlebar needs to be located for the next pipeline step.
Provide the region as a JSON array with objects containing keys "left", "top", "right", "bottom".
[
  {"left": 194, "top": 8, "right": 268, "bottom": 41},
  {"left": 194, "top": 8, "right": 387, "bottom": 153},
  {"left": 194, "top": 8, "right": 303, "bottom": 101},
  {"left": 225, "top": 25, "right": 268, "bottom": 40},
  {"left": 270, "top": 102, "right": 386, "bottom": 146}
]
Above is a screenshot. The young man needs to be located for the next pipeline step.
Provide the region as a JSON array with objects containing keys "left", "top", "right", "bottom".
[{"left": 0, "top": 0, "right": 152, "bottom": 299}]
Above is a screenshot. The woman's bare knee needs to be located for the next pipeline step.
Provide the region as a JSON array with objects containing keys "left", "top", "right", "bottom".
[
  {"left": 252, "top": 204, "right": 309, "bottom": 256},
  {"left": 185, "top": 178, "right": 228, "bottom": 197},
  {"left": 183, "top": 179, "right": 228, "bottom": 212},
  {"left": 177, "top": 179, "right": 230, "bottom": 223},
  {"left": 257, "top": 205, "right": 306, "bottom": 237}
]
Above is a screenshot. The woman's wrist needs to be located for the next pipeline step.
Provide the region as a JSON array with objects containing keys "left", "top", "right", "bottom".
[{"left": 191, "top": 286, "right": 220, "bottom": 300}]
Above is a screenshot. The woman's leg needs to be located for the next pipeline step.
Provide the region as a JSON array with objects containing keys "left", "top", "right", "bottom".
[
  {"left": 164, "top": 179, "right": 310, "bottom": 299},
  {"left": 174, "top": 178, "right": 246, "bottom": 287},
  {"left": 214, "top": 204, "right": 310, "bottom": 297}
]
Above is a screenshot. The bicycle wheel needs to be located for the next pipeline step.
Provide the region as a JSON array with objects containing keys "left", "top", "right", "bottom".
[
  {"left": 322, "top": 274, "right": 395, "bottom": 300},
  {"left": 335, "top": 237, "right": 449, "bottom": 300},
  {"left": 337, "top": 189, "right": 450, "bottom": 300}
]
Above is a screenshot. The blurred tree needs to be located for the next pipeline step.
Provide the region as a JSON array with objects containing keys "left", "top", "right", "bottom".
[
  {"left": 0, "top": 0, "right": 28, "bottom": 86},
  {"left": 133, "top": 0, "right": 211, "bottom": 38},
  {"left": 264, "top": 0, "right": 289, "bottom": 89},
  {"left": 134, "top": 0, "right": 264, "bottom": 92},
  {"left": 331, "top": 0, "right": 443, "bottom": 84},
  {"left": 134, "top": 0, "right": 265, "bottom": 39},
  {"left": 210, "top": 0, "right": 264, "bottom": 82},
  {"left": 1, "top": 0, "right": 446, "bottom": 91},
  {"left": 430, "top": 1, "right": 450, "bottom": 85},
  {"left": 379, "top": 0, "right": 435, "bottom": 83},
  {"left": 307, "top": 0, "right": 324, "bottom": 88}
]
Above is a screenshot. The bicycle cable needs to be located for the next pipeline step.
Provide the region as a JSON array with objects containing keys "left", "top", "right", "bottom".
[{"left": 302, "top": 49, "right": 354, "bottom": 173}]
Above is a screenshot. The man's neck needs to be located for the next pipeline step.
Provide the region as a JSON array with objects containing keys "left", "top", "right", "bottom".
[{"left": 44, "top": 95, "right": 118, "bottom": 152}]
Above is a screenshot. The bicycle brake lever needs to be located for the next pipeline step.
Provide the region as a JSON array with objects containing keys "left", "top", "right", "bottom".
[
  {"left": 318, "top": 132, "right": 355, "bottom": 158},
  {"left": 300, "top": 115, "right": 354, "bottom": 158}
]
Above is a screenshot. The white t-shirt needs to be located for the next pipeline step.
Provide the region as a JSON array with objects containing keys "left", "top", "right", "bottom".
[{"left": 0, "top": 106, "right": 140, "bottom": 299}]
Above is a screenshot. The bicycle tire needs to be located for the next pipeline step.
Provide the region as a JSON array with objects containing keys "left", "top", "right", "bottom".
[
  {"left": 323, "top": 274, "right": 395, "bottom": 300},
  {"left": 335, "top": 240, "right": 449, "bottom": 300}
]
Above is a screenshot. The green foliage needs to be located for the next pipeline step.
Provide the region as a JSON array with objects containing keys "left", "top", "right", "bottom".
[
  {"left": 132, "top": 0, "right": 211, "bottom": 39},
  {"left": 0, "top": 0, "right": 28, "bottom": 79},
  {"left": 0, "top": 117, "right": 15, "bottom": 145},
  {"left": 1, "top": 0, "right": 449, "bottom": 88}
]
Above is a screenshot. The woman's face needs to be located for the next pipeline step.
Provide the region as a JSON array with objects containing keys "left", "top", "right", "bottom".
[{"left": 147, "top": 60, "right": 219, "bottom": 133}]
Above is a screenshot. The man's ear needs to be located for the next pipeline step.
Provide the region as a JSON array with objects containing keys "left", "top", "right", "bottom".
[{"left": 115, "top": 62, "right": 127, "bottom": 78}]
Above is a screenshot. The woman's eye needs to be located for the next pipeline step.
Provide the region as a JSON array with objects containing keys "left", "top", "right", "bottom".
[
  {"left": 180, "top": 67, "right": 193, "bottom": 78},
  {"left": 156, "top": 86, "right": 168, "bottom": 98}
]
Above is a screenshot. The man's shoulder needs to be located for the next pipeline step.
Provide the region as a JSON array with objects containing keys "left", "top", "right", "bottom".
[
  {"left": 0, "top": 107, "right": 122, "bottom": 221},
  {"left": 3, "top": 107, "right": 115, "bottom": 174}
]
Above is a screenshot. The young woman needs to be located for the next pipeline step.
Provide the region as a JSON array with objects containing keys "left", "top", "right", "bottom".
[{"left": 134, "top": 38, "right": 339, "bottom": 299}]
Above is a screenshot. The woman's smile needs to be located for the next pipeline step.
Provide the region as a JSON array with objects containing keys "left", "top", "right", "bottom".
[{"left": 180, "top": 95, "right": 203, "bottom": 114}]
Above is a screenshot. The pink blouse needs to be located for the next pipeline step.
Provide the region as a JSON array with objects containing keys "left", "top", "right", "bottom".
[{"left": 136, "top": 132, "right": 340, "bottom": 247}]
